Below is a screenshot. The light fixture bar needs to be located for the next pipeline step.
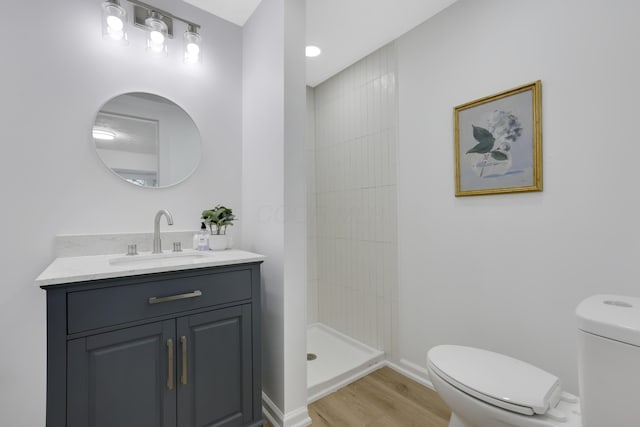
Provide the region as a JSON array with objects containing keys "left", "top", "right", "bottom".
[
  {"left": 127, "top": 0, "right": 200, "bottom": 38},
  {"left": 133, "top": 3, "right": 173, "bottom": 37},
  {"left": 100, "top": 0, "right": 202, "bottom": 63}
]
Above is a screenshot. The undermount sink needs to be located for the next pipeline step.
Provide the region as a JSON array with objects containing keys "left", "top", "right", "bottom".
[{"left": 109, "top": 250, "right": 212, "bottom": 266}]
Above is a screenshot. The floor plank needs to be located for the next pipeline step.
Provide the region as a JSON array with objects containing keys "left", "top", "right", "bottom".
[
  {"left": 367, "top": 366, "right": 452, "bottom": 422},
  {"left": 264, "top": 366, "right": 451, "bottom": 427}
]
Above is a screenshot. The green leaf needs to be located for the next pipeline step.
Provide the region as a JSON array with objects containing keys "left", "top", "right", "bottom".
[
  {"left": 466, "top": 141, "right": 493, "bottom": 154},
  {"left": 202, "top": 205, "right": 236, "bottom": 233},
  {"left": 491, "top": 151, "right": 508, "bottom": 161},
  {"left": 473, "top": 125, "right": 494, "bottom": 144},
  {"left": 466, "top": 125, "right": 495, "bottom": 154}
]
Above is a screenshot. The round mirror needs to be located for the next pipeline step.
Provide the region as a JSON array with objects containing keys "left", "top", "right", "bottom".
[{"left": 93, "top": 92, "right": 201, "bottom": 188}]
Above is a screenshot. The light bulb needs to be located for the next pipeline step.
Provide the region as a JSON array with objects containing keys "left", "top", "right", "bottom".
[
  {"left": 106, "top": 15, "right": 123, "bottom": 31},
  {"left": 106, "top": 16, "right": 124, "bottom": 40},
  {"left": 187, "top": 43, "right": 200, "bottom": 56},
  {"left": 149, "top": 30, "right": 165, "bottom": 45}
]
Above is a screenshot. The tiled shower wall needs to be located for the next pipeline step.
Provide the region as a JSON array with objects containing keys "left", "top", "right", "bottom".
[
  {"left": 309, "top": 43, "right": 398, "bottom": 356},
  {"left": 307, "top": 86, "right": 318, "bottom": 324}
]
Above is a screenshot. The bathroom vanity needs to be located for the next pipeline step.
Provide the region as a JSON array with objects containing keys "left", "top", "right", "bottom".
[{"left": 38, "top": 249, "right": 265, "bottom": 427}]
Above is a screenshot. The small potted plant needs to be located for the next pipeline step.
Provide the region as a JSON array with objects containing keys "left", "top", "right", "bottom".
[{"left": 201, "top": 205, "right": 236, "bottom": 250}]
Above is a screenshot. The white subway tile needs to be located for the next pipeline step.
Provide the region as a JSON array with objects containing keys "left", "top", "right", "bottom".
[
  {"left": 359, "top": 137, "right": 367, "bottom": 189},
  {"left": 310, "top": 43, "right": 398, "bottom": 349},
  {"left": 373, "top": 78, "right": 382, "bottom": 134},
  {"left": 339, "top": 143, "right": 348, "bottom": 191},
  {"left": 367, "top": 188, "right": 376, "bottom": 240},
  {"left": 307, "top": 237, "right": 317, "bottom": 278},
  {"left": 381, "top": 130, "right": 390, "bottom": 186},
  {"left": 307, "top": 278, "right": 318, "bottom": 325},
  {"left": 373, "top": 133, "right": 382, "bottom": 188},
  {"left": 388, "top": 128, "right": 397, "bottom": 185},
  {"left": 382, "top": 296, "right": 392, "bottom": 355}
]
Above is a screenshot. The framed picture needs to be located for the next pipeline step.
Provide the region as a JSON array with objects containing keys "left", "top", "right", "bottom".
[{"left": 454, "top": 80, "right": 542, "bottom": 196}]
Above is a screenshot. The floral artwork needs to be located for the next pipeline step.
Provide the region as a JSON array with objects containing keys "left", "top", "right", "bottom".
[
  {"left": 466, "top": 110, "right": 522, "bottom": 178},
  {"left": 454, "top": 81, "right": 542, "bottom": 196}
]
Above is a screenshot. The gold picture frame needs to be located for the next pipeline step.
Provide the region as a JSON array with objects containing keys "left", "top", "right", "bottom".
[{"left": 454, "top": 80, "right": 542, "bottom": 196}]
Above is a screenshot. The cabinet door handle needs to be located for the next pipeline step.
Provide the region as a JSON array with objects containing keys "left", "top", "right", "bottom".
[
  {"left": 148, "top": 290, "right": 203, "bottom": 305},
  {"left": 167, "top": 339, "right": 174, "bottom": 390},
  {"left": 181, "top": 336, "right": 188, "bottom": 385}
]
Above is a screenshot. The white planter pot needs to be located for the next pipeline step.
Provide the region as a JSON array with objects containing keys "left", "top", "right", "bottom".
[{"left": 209, "top": 234, "right": 228, "bottom": 251}]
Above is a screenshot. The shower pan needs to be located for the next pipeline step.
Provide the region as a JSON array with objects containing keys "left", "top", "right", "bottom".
[{"left": 307, "top": 323, "right": 384, "bottom": 402}]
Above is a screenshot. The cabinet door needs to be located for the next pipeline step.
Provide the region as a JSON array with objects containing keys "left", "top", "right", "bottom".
[
  {"left": 177, "top": 305, "right": 252, "bottom": 427},
  {"left": 67, "top": 320, "right": 177, "bottom": 427}
]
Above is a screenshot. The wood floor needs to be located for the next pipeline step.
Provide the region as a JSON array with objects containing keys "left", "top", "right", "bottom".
[{"left": 265, "top": 366, "right": 451, "bottom": 426}]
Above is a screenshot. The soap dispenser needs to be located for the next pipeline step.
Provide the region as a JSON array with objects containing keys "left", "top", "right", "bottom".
[{"left": 195, "top": 222, "right": 210, "bottom": 251}]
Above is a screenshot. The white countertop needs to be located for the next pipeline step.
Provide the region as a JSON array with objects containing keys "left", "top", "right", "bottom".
[{"left": 37, "top": 249, "right": 266, "bottom": 287}]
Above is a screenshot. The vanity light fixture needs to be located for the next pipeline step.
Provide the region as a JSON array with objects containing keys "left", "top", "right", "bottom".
[
  {"left": 145, "top": 11, "right": 168, "bottom": 56},
  {"left": 183, "top": 24, "right": 202, "bottom": 64},
  {"left": 101, "top": 0, "right": 128, "bottom": 44},
  {"left": 101, "top": 0, "right": 202, "bottom": 63}
]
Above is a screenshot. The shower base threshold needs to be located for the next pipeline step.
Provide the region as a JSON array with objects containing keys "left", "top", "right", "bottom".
[{"left": 307, "top": 323, "right": 385, "bottom": 403}]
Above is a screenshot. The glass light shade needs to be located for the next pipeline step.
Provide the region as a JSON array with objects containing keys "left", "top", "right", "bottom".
[
  {"left": 101, "top": 1, "right": 128, "bottom": 44},
  {"left": 145, "top": 16, "right": 168, "bottom": 56},
  {"left": 183, "top": 31, "right": 202, "bottom": 64}
]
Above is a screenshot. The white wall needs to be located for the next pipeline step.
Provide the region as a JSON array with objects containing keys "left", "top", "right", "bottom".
[
  {"left": 282, "top": 0, "right": 309, "bottom": 421},
  {"left": 242, "top": 0, "right": 285, "bottom": 414},
  {"left": 396, "top": 0, "right": 640, "bottom": 393},
  {"left": 0, "top": 0, "right": 243, "bottom": 425},
  {"left": 242, "top": 0, "right": 309, "bottom": 424},
  {"left": 313, "top": 44, "right": 399, "bottom": 357}
]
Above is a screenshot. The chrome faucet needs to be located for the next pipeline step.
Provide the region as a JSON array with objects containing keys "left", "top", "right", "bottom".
[{"left": 152, "top": 209, "right": 174, "bottom": 253}]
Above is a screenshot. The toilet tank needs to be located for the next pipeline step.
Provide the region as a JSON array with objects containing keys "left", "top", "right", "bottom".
[{"left": 576, "top": 295, "right": 640, "bottom": 427}]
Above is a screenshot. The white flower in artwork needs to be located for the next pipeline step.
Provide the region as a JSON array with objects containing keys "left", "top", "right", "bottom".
[
  {"left": 487, "top": 110, "right": 523, "bottom": 144},
  {"left": 466, "top": 110, "right": 523, "bottom": 177}
]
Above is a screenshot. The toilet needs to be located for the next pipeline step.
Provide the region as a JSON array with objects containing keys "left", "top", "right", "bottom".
[{"left": 426, "top": 294, "right": 640, "bottom": 427}]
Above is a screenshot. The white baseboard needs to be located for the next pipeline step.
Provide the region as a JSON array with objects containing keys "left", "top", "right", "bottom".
[
  {"left": 283, "top": 406, "right": 312, "bottom": 427},
  {"left": 262, "top": 392, "right": 283, "bottom": 426},
  {"left": 385, "top": 358, "right": 436, "bottom": 391},
  {"left": 262, "top": 392, "right": 312, "bottom": 427}
]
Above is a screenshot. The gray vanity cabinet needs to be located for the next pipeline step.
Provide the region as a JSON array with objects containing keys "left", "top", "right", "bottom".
[
  {"left": 177, "top": 305, "right": 252, "bottom": 427},
  {"left": 43, "top": 262, "right": 263, "bottom": 427},
  {"left": 67, "top": 320, "right": 177, "bottom": 427}
]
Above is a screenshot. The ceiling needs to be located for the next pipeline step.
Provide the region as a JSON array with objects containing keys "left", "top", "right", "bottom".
[
  {"left": 182, "top": 0, "right": 262, "bottom": 27},
  {"left": 182, "top": 0, "right": 458, "bottom": 87}
]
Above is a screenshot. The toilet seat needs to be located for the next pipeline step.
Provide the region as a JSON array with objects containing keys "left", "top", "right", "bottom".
[{"left": 428, "top": 345, "right": 562, "bottom": 417}]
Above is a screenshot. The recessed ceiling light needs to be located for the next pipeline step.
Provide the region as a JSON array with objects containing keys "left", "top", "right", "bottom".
[
  {"left": 93, "top": 128, "right": 116, "bottom": 141},
  {"left": 306, "top": 45, "right": 322, "bottom": 58}
]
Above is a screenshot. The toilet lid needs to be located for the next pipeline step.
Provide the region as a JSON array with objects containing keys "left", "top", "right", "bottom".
[{"left": 427, "top": 345, "right": 561, "bottom": 416}]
